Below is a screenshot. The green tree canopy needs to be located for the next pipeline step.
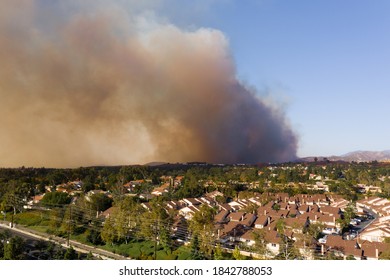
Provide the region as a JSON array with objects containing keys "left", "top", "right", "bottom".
[{"left": 41, "top": 191, "right": 71, "bottom": 206}]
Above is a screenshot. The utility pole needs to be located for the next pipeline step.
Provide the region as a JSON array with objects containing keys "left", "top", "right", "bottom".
[
  {"left": 67, "top": 205, "right": 72, "bottom": 247},
  {"left": 154, "top": 218, "right": 160, "bottom": 260}
]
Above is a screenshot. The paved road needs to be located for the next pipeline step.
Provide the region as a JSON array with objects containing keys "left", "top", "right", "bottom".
[
  {"left": 353, "top": 209, "right": 377, "bottom": 233},
  {"left": 0, "top": 222, "right": 129, "bottom": 260}
]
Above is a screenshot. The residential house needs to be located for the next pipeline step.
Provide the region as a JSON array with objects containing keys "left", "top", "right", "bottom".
[
  {"left": 182, "top": 198, "right": 202, "bottom": 207},
  {"left": 241, "top": 213, "right": 257, "bottom": 228},
  {"left": 283, "top": 217, "right": 309, "bottom": 234},
  {"left": 172, "top": 215, "right": 188, "bottom": 242},
  {"left": 359, "top": 240, "right": 390, "bottom": 260},
  {"left": 324, "top": 235, "right": 362, "bottom": 259},
  {"left": 205, "top": 191, "right": 224, "bottom": 200},
  {"left": 330, "top": 197, "right": 349, "bottom": 211},
  {"left": 299, "top": 212, "right": 320, "bottom": 224},
  {"left": 359, "top": 216, "right": 390, "bottom": 242},
  {"left": 318, "top": 215, "right": 340, "bottom": 235},
  {"left": 265, "top": 230, "right": 282, "bottom": 256},
  {"left": 239, "top": 229, "right": 257, "bottom": 247},
  {"left": 297, "top": 205, "right": 310, "bottom": 214},
  {"left": 214, "top": 210, "right": 230, "bottom": 224},
  {"left": 228, "top": 212, "right": 245, "bottom": 222},
  {"left": 319, "top": 206, "right": 341, "bottom": 217},
  {"left": 165, "top": 201, "right": 182, "bottom": 211},
  {"left": 151, "top": 183, "right": 170, "bottom": 196},
  {"left": 100, "top": 206, "right": 117, "bottom": 219},
  {"left": 218, "top": 222, "right": 247, "bottom": 243},
  {"left": 228, "top": 201, "right": 246, "bottom": 211},
  {"left": 199, "top": 196, "right": 217, "bottom": 207},
  {"left": 179, "top": 205, "right": 201, "bottom": 220},
  {"left": 254, "top": 215, "right": 272, "bottom": 229},
  {"left": 219, "top": 203, "right": 233, "bottom": 212}
]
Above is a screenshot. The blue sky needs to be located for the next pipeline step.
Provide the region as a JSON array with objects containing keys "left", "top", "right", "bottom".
[{"left": 154, "top": 0, "right": 390, "bottom": 157}]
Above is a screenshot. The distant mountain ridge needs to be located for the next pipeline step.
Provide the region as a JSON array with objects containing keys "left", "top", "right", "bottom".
[
  {"left": 300, "top": 150, "right": 390, "bottom": 163},
  {"left": 337, "top": 150, "right": 390, "bottom": 162}
]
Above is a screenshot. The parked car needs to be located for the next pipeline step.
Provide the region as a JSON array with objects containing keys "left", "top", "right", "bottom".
[
  {"left": 318, "top": 235, "right": 328, "bottom": 244},
  {"left": 352, "top": 218, "right": 361, "bottom": 224}
]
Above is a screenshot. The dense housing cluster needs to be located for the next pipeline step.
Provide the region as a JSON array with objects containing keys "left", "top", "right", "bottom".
[{"left": 1, "top": 161, "right": 390, "bottom": 259}]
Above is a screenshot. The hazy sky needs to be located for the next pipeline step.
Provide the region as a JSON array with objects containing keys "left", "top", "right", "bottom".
[
  {"left": 1, "top": 0, "right": 389, "bottom": 167},
  {"left": 156, "top": 0, "right": 390, "bottom": 157}
]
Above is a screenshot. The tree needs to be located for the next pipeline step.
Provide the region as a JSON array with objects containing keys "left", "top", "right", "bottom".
[
  {"left": 252, "top": 229, "right": 270, "bottom": 259},
  {"left": 379, "top": 250, "right": 390, "bottom": 260},
  {"left": 232, "top": 246, "right": 244, "bottom": 260},
  {"left": 48, "top": 207, "right": 65, "bottom": 234},
  {"left": 86, "top": 251, "right": 94, "bottom": 260},
  {"left": 243, "top": 202, "right": 259, "bottom": 214},
  {"left": 135, "top": 197, "right": 174, "bottom": 259},
  {"left": 213, "top": 243, "right": 223, "bottom": 260},
  {"left": 41, "top": 191, "right": 71, "bottom": 207},
  {"left": 0, "top": 231, "right": 11, "bottom": 259},
  {"left": 113, "top": 209, "right": 129, "bottom": 243},
  {"left": 101, "top": 215, "right": 116, "bottom": 246},
  {"left": 0, "top": 180, "right": 33, "bottom": 216},
  {"left": 3, "top": 236, "right": 25, "bottom": 260},
  {"left": 159, "top": 225, "right": 173, "bottom": 254},
  {"left": 275, "top": 236, "right": 301, "bottom": 260},
  {"left": 44, "top": 242, "right": 56, "bottom": 259},
  {"left": 189, "top": 234, "right": 203, "bottom": 260},
  {"left": 116, "top": 196, "right": 144, "bottom": 241},
  {"left": 100, "top": 196, "right": 144, "bottom": 246},
  {"left": 337, "top": 202, "right": 357, "bottom": 232},
  {"left": 138, "top": 197, "right": 171, "bottom": 242},
  {"left": 378, "top": 239, "right": 390, "bottom": 259},
  {"left": 47, "top": 170, "right": 67, "bottom": 186},
  {"left": 189, "top": 204, "right": 217, "bottom": 258},
  {"left": 87, "top": 193, "right": 113, "bottom": 213},
  {"left": 64, "top": 246, "right": 78, "bottom": 260},
  {"left": 86, "top": 228, "right": 103, "bottom": 245},
  {"left": 276, "top": 219, "right": 286, "bottom": 234},
  {"left": 305, "top": 222, "right": 325, "bottom": 240}
]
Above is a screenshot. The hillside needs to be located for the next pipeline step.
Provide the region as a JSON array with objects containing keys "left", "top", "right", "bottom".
[{"left": 300, "top": 150, "right": 390, "bottom": 163}]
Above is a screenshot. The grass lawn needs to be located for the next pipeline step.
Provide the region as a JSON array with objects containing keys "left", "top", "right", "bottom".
[
  {"left": 13, "top": 211, "right": 39, "bottom": 225},
  {"left": 98, "top": 239, "right": 192, "bottom": 260},
  {"left": 100, "top": 240, "right": 155, "bottom": 259}
]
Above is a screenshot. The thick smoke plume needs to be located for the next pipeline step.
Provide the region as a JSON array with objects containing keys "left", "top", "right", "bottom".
[{"left": 0, "top": 1, "right": 297, "bottom": 167}]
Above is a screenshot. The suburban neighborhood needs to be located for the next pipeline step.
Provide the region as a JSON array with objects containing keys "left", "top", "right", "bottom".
[{"left": 1, "top": 161, "right": 390, "bottom": 260}]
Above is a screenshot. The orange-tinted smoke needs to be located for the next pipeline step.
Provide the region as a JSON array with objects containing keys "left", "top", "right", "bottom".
[{"left": 0, "top": 1, "right": 297, "bottom": 167}]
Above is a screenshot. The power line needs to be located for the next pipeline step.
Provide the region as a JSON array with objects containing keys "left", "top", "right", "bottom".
[{"left": 4, "top": 194, "right": 388, "bottom": 259}]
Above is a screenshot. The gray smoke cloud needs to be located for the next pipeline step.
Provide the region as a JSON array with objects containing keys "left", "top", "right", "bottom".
[{"left": 0, "top": 0, "right": 298, "bottom": 167}]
